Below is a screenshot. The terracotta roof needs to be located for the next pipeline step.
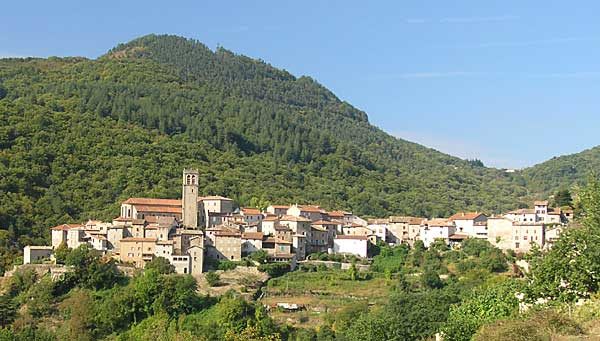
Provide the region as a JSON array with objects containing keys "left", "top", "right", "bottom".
[
  {"left": 134, "top": 205, "right": 181, "bottom": 214},
  {"left": 50, "top": 224, "right": 83, "bottom": 231},
  {"left": 507, "top": 208, "right": 535, "bottom": 215},
  {"left": 263, "top": 215, "right": 279, "bottom": 222},
  {"left": 113, "top": 217, "right": 132, "bottom": 222},
  {"left": 311, "top": 225, "right": 327, "bottom": 232},
  {"left": 144, "top": 216, "right": 159, "bottom": 223},
  {"left": 311, "top": 220, "right": 336, "bottom": 226},
  {"left": 367, "top": 218, "right": 389, "bottom": 225},
  {"left": 242, "top": 232, "right": 264, "bottom": 240},
  {"left": 327, "top": 210, "right": 351, "bottom": 217},
  {"left": 275, "top": 225, "right": 292, "bottom": 231},
  {"left": 423, "top": 218, "right": 455, "bottom": 227},
  {"left": 157, "top": 216, "right": 177, "bottom": 227},
  {"left": 123, "top": 198, "right": 181, "bottom": 206},
  {"left": 198, "top": 195, "right": 233, "bottom": 201},
  {"left": 280, "top": 215, "right": 312, "bottom": 223},
  {"left": 449, "top": 234, "right": 469, "bottom": 240},
  {"left": 335, "top": 235, "right": 368, "bottom": 240},
  {"left": 121, "top": 237, "right": 157, "bottom": 242},
  {"left": 215, "top": 231, "right": 241, "bottom": 238},
  {"left": 534, "top": 200, "right": 549, "bottom": 206},
  {"left": 269, "top": 205, "right": 290, "bottom": 209},
  {"left": 389, "top": 216, "right": 424, "bottom": 225},
  {"left": 263, "top": 237, "right": 292, "bottom": 244},
  {"left": 329, "top": 219, "right": 345, "bottom": 225},
  {"left": 297, "top": 205, "right": 326, "bottom": 213},
  {"left": 132, "top": 219, "right": 146, "bottom": 225},
  {"left": 449, "top": 212, "right": 486, "bottom": 221},
  {"left": 241, "top": 207, "right": 261, "bottom": 215}
]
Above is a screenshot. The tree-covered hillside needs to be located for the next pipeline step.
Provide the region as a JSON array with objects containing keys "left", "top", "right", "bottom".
[
  {"left": 0, "top": 34, "right": 532, "bottom": 248},
  {"left": 522, "top": 146, "right": 600, "bottom": 195}
]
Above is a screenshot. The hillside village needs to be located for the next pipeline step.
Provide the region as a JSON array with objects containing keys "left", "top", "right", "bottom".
[{"left": 22, "top": 169, "right": 574, "bottom": 275}]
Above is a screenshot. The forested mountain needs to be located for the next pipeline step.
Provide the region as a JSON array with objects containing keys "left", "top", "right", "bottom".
[
  {"left": 523, "top": 146, "right": 600, "bottom": 195},
  {"left": 0, "top": 34, "right": 543, "bottom": 250}
]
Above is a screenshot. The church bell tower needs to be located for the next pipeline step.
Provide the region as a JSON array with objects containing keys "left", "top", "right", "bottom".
[{"left": 182, "top": 169, "right": 199, "bottom": 228}]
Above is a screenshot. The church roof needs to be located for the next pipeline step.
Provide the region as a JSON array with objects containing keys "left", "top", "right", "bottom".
[{"left": 123, "top": 198, "right": 181, "bottom": 206}]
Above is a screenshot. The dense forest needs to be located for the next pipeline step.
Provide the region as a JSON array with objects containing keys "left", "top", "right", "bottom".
[{"left": 0, "top": 34, "right": 593, "bottom": 258}]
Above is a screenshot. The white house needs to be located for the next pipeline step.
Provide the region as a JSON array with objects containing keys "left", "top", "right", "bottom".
[
  {"left": 449, "top": 212, "right": 488, "bottom": 238},
  {"left": 420, "top": 219, "right": 456, "bottom": 247},
  {"left": 333, "top": 235, "right": 368, "bottom": 258},
  {"left": 367, "top": 218, "right": 389, "bottom": 242}
]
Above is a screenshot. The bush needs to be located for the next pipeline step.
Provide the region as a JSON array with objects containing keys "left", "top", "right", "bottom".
[
  {"left": 258, "top": 263, "right": 290, "bottom": 278},
  {"left": 205, "top": 272, "right": 220, "bottom": 287},
  {"left": 473, "top": 309, "right": 583, "bottom": 341},
  {"left": 217, "top": 260, "right": 238, "bottom": 271}
]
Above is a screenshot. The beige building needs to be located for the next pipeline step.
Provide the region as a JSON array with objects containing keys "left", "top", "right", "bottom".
[
  {"left": 187, "top": 245, "right": 204, "bottom": 275},
  {"left": 308, "top": 225, "right": 329, "bottom": 253},
  {"left": 286, "top": 204, "right": 326, "bottom": 222},
  {"left": 266, "top": 205, "right": 290, "bottom": 216},
  {"left": 262, "top": 237, "right": 292, "bottom": 255},
  {"left": 206, "top": 230, "right": 241, "bottom": 261},
  {"left": 387, "top": 216, "right": 423, "bottom": 245},
  {"left": 261, "top": 215, "right": 279, "bottom": 236},
  {"left": 280, "top": 215, "right": 311, "bottom": 236},
  {"left": 51, "top": 224, "right": 83, "bottom": 248},
  {"left": 487, "top": 217, "right": 545, "bottom": 253},
  {"left": 120, "top": 237, "right": 157, "bottom": 267},
  {"left": 241, "top": 232, "right": 264, "bottom": 255},
  {"left": 199, "top": 196, "right": 234, "bottom": 228},
  {"left": 120, "top": 198, "right": 182, "bottom": 221}
]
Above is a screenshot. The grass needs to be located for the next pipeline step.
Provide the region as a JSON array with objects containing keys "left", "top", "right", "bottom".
[{"left": 261, "top": 269, "right": 391, "bottom": 327}]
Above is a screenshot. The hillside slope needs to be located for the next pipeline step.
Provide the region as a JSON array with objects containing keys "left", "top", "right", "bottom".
[
  {"left": 0, "top": 34, "right": 529, "bottom": 247},
  {"left": 523, "top": 146, "right": 600, "bottom": 194}
]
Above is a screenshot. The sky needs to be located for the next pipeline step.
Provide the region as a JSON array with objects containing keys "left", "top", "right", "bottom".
[{"left": 2, "top": 1, "right": 599, "bottom": 169}]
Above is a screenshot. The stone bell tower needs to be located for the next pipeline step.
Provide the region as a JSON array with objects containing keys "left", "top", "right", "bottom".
[{"left": 182, "top": 169, "right": 199, "bottom": 228}]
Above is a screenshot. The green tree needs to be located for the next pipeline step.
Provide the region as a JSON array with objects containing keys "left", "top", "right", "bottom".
[
  {"left": 0, "top": 295, "right": 16, "bottom": 327},
  {"left": 554, "top": 188, "right": 573, "bottom": 207},
  {"left": 527, "top": 177, "right": 600, "bottom": 302},
  {"left": 144, "top": 257, "right": 175, "bottom": 274},
  {"left": 53, "top": 242, "right": 71, "bottom": 265}
]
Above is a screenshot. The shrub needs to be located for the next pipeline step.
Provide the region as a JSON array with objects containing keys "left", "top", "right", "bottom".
[
  {"left": 258, "top": 263, "right": 290, "bottom": 278},
  {"left": 205, "top": 272, "right": 220, "bottom": 287}
]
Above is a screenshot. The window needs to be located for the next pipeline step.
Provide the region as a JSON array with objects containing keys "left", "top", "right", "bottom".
[
  {"left": 523, "top": 236, "right": 528, "bottom": 240},
  {"left": 515, "top": 242, "right": 520, "bottom": 248}
]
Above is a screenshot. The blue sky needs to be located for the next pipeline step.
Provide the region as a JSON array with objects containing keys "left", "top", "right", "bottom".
[{"left": 2, "top": 1, "right": 599, "bottom": 168}]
